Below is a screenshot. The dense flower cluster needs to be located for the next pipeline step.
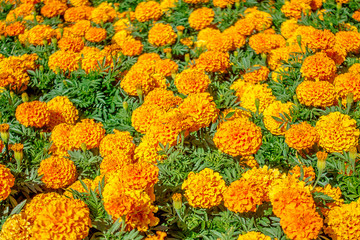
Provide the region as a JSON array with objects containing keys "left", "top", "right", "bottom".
[
  {"left": 148, "top": 23, "right": 177, "bottom": 47},
  {"left": 285, "top": 122, "right": 319, "bottom": 151},
  {"left": 0, "top": 164, "right": 15, "bottom": 201},
  {"left": 69, "top": 119, "right": 106, "bottom": 150},
  {"left": 15, "top": 101, "right": 50, "bottom": 128}
]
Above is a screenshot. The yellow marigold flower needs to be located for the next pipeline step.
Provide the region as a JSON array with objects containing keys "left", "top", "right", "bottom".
[
  {"left": 300, "top": 52, "right": 336, "bottom": 81},
  {"left": 263, "top": 101, "right": 294, "bottom": 136},
  {"left": 289, "top": 165, "right": 315, "bottom": 181},
  {"left": 183, "top": 0, "right": 209, "bottom": 3},
  {"left": 99, "top": 130, "right": 135, "bottom": 157},
  {"left": 69, "top": 119, "right": 105, "bottom": 150},
  {"left": 46, "top": 96, "right": 78, "bottom": 130},
  {"left": 64, "top": 178, "right": 93, "bottom": 198},
  {"left": 178, "top": 92, "right": 219, "bottom": 132},
  {"left": 175, "top": 68, "right": 210, "bottom": 95},
  {"left": 148, "top": 23, "right": 176, "bottom": 47},
  {"left": 160, "top": 0, "right": 177, "bottom": 12},
  {"left": 6, "top": 3, "right": 35, "bottom": 22},
  {"left": 234, "top": 18, "right": 255, "bottom": 36},
  {"left": 31, "top": 197, "right": 91, "bottom": 239},
  {"left": 197, "top": 28, "right": 221, "bottom": 47},
  {"left": 281, "top": 1, "right": 311, "bottom": 20},
  {"left": 132, "top": 104, "right": 166, "bottom": 134},
  {"left": 113, "top": 18, "right": 132, "bottom": 32},
  {"left": 182, "top": 168, "right": 226, "bottom": 208},
  {"left": 48, "top": 50, "right": 81, "bottom": 73},
  {"left": 79, "top": 47, "right": 108, "bottom": 73},
  {"left": 18, "top": 25, "right": 57, "bottom": 46},
  {"left": 135, "top": 1, "right": 163, "bottom": 23},
  {"left": 196, "top": 50, "right": 230, "bottom": 73},
  {"left": 353, "top": 10, "right": 360, "bottom": 21},
  {"left": 242, "top": 65, "right": 270, "bottom": 84},
  {"left": 50, "top": 123, "right": 73, "bottom": 157},
  {"left": 335, "top": 31, "right": 360, "bottom": 53},
  {"left": 5, "top": 22, "right": 25, "bottom": 37},
  {"left": 315, "top": 112, "right": 360, "bottom": 153},
  {"left": 144, "top": 88, "right": 182, "bottom": 109},
  {"left": 237, "top": 231, "right": 271, "bottom": 240},
  {"left": 240, "top": 83, "right": 275, "bottom": 113},
  {"left": 84, "top": 27, "right": 107, "bottom": 43},
  {"left": 324, "top": 200, "right": 360, "bottom": 240},
  {"left": 0, "top": 212, "right": 31, "bottom": 240},
  {"left": 269, "top": 175, "right": 323, "bottom": 240},
  {"left": 70, "top": 0, "right": 89, "bottom": 7},
  {"left": 349, "top": 63, "right": 360, "bottom": 74},
  {"left": 15, "top": 101, "right": 50, "bottom": 128},
  {"left": 306, "top": 29, "right": 336, "bottom": 51},
  {"left": 244, "top": 9, "right": 272, "bottom": 31},
  {"left": 267, "top": 45, "right": 302, "bottom": 70},
  {"left": 40, "top": 1, "right": 68, "bottom": 18},
  {"left": 145, "top": 231, "right": 167, "bottom": 240},
  {"left": 213, "top": 0, "right": 240, "bottom": 8},
  {"left": 90, "top": 2, "right": 116, "bottom": 24},
  {"left": 249, "top": 32, "right": 286, "bottom": 54},
  {"left": 314, "top": 184, "right": 344, "bottom": 216},
  {"left": 134, "top": 137, "right": 164, "bottom": 164},
  {"left": 100, "top": 153, "right": 133, "bottom": 175},
  {"left": 24, "top": 192, "right": 63, "bottom": 221},
  {"left": 334, "top": 72, "right": 360, "bottom": 104},
  {"left": 64, "top": 6, "right": 93, "bottom": 22},
  {"left": 230, "top": 79, "right": 252, "bottom": 101},
  {"left": 296, "top": 81, "right": 337, "bottom": 107},
  {"left": 154, "top": 59, "right": 178, "bottom": 77},
  {"left": 38, "top": 156, "right": 77, "bottom": 189},
  {"left": 58, "top": 37, "right": 84, "bottom": 52},
  {"left": 281, "top": 18, "right": 299, "bottom": 39},
  {"left": 0, "top": 164, "right": 15, "bottom": 201},
  {"left": 222, "top": 26, "right": 246, "bottom": 50},
  {"left": 121, "top": 39, "right": 143, "bottom": 56},
  {"left": 68, "top": 20, "right": 91, "bottom": 37},
  {"left": 285, "top": 122, "right": 318, "bottom": 151},
  {"left": 214, "top": 118, "right": 262, "bottom": 157},
  {"left": 188, "top": 7, "right": 214, "bottom": 31}
]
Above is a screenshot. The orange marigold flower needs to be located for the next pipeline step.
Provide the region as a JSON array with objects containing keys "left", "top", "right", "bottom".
[
  {"left": 281, "top": 1, "right": 311, "bottom": 20},
  {"left": 58, "top": 37, "right": 84, "bottom": 52},
  {"left": 68, "top": 20, "right": 91, "bottom": 37},
  {"left": 50, "top": 123, "right": 73, "bottom": 157},
  {"left": 31, "top": 197, "right": 91, "bottom": 239},
  {"left": 64, "top": 6, "right": 93, "bottom": 22},
  {"left": 314, "top": 184, "right": 344, "bottom": 216},
  {"left": 222, "top": 26, "right": 246, "bottom": 50},
  {"left": 154, "top": 59, "right": 178, "bottom": 77},
  {"left": 196, "top": 50, "right": 230, "bottom": 73},
  {"left": 178, "top": 92, "right": 219, "bottom": 132},
  {"left": 324, "top": 200, "right": 360, "bottom": 240},
  {"left": 249, "top": 32, "right": 286, "bottom": 54},
  {"left": 100, "top": 153, "right": 133, "bottom": 175},
  {"left": 5, "top": 22, "right": 25, "bottom": 36},
  {"left": 145, "top": 231, "right": 167, "bottom": 240},
  {"left": 24, "top": 192, "right": 63, "bottom": 221},
  {"left": 197, "top": 28, "right": 221, "bottom": 48},
  {"left": 237, "top": 231, "right": 271, "bottom": 240},
  {"left": 79, "top": 46, "right": 109, "bottom": 73},
  {"left": 135, "top": 1, "right": 163, "bottom": 23},
  {"left": 300, "top": 52, "right": 336, "bottom": 82},
  {"left": 70, "top": 0, "right": 90, "bottom": 7},
  {"left": 148, "top": 23, "right": 176, "bottom": 47},
  {"left": 183, "top": 0, "right": 209, "bottom": 3},
  {"left": 160, "top": 0, "right": 177, "bottom": 12},
  {"left": 263, "top": 101, "right": 294, "bottom": 135},
  {"left": 90, "top": 2, "right": 116, "bottom": 24},
  {"left": 121, "top": 39, "right": 143, "bottom": 56},
  {"left": 46, "top": 96, "right": 78, "bottom": 130},
  {"left": 134, "top": 137, "right": 164, "bottom": 164},
  {"left": 244, "top": 9, "right": 272, "bottom": 31},
  {"left": 353, "top": 10, "right": 360, "bottom": 21},
  {"left": 285, "top": 122, "right": 319, "bottom": 151},
  {"left": 48, "top": 50, "right": 81, "bottom": 73},
  {"left": 182, "top": 168, "right": 226, "bottom": 208},
  {"left": 234, "top": 18, "right": 255, "bottom": 36},
  {"left": 40, "top": 1, "right": 68, "bottom": 18},
  {"left": 240, "top": 83, "right": 275, "bottom": 113},
  {"left": 99, "top": 130, "right": 135, "bottom": 157},
  {"left": 0, "top": 164, "right": 15, "bottom": 201},
  {"left": 188, "top": 7, "right": 214, "bottom": 31},
  {"left": 230, "top": 79, "right": 252, "bottom": 101},
  {"left": 267, "top": 45, "right": 302, "bottom": 70},
  {"left": 335, "top": 31, "right": 360, "bottom": 53},
  {"left": 69, "top": 119, "right": 105, "bottom": 150},
  {"left": 213, "top": 0, "right": 240, "bottom": 8},
  {"left": 6, "top": 3, "right": 35, "bottom": 22},
  {"left": 0, "top": 212, "right": 31, "bottom": 239},
  {"left": 131, "top": 104, "right": 166, "bottom": 134},
  {"left": 175, "top": 68, "right": 210, "bottom": 95},
  {"left": 64, "top": 178, "right": 93, "bottom": 198},
  {"left": 306, "top": 29, "right": 335, "bottom": 51},
  {"left": 334, "top": 72, "right": 360, "bottom": 104},
  {"left": 349, "top": 63, "right": 360, "bottom": 74},
  {"left": 296, "top": 81, "right": 337, "bottom": 107},
  {"left": 289, "top": 165, "right": 315, "bottom": 181},
  {"left": 144, "top": 88, "right": 182, "bottom": 109},
  {"left": 315, "top": 112, "right": 360, "bottom": 153},
  {"left": 15, "top": 101, "right": 50, "bottom": 128},
  {"left": 85, "top": 27, "right": 107, "bottom": 43},
  {"left": 38, "top": 156, "right": 77, "bottom": 189},
  {"left": 243, "top": 65, "right": 270, "bottom": 84},
  {"left": 280, "top": 18, "right": 299, "bottom": 39},
  {"left": 18, "top": 25, "right": 57, "bottom": 46},
  {"left": 221, "top": 108, "right": 251, "bottom": 122},
  {"left": 214, "top": 118, "right": 262, "bottom": 156}
]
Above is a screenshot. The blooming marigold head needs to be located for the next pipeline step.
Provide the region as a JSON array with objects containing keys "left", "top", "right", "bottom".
[
  {"left": 143, "top": 88, "right": 182, "bottom": 110},
  {"left": 100, "top": 153, "right": 134, "bottom": 175},
  {"left": 69, "top": 119, "right": 105, "bottom": 150},
  {"left": 242, "top": 65, "right": 270, "bottom": 84},
  {"left": 335, "top": 30, "right": 360, "bottom": 54},
  {"left": 196, "top": 50, "right": 230, "bottom": 73},
  {"left": 296, "top": 81, "right": 337, "bottom": 107},
  {"left": 263, "top": 101, "right": 294, "bottom": 135},
  {"left": 334, "top": 72, "right": 360, "bottom": 104},
  {"left": 64, "top": 178, "right": 93, "bottom": 198},
  {"left": 175, "top": 68, "right": 211, "bottom": 95},
  {"left": 15, "top": 101, "right": 50, "bottom": 128},
  {"left": 135, "top": 1, "right": 163, "bottom": 22},
  {"left": 314, "top": 184, "right": 343, "bottom": 216},
  {"left": 285, "top": 122, "right": 319, "bottom": 151},
  {"left": 240, "top": 83, "right": 275, "bottom": 113},
  {"left": 315, "top": 112, "right": 360, "bottom": 153},
  {"left": 0, "top": 164, "right": 15, "bottom": 201},
  {"left": 188, "top": 7, "right": 214, "bottom": 31},
  {"left": 46, "top": 96, "right": 78, "bottom": 130},
  {"left": 24, "top": 192, "right": 63, "bottom": 222},
  {"left": 48, "top": 50, "right": 81, "bottom": 73},
  {"left": 300, "top": 52, "right": 337, "bottom": 82},
  {"left": 131, "top": 104, "right": 166, "bottom": 134},
  {"left": 182, "top": 168, "right": 226, "bottom": 208},
  {"left": 289, "top": 165, "right": 315, "bottom": 182},
  {"left": 249, "top": 32, "right": 286, "bottom": 54},
  {"left": 148, "top": 23, "right": 177, "bottom": 47},
  {"left": 0, "top": 212, "right": 32, "bottom": 239},
  {"left": 244, "top": 9, "right": 272, "bottom": 31},
  {"left": 237, "top": 231, "right": 272, "bottom": 240},
  {"left": 49, "top": 123, "right": 73, "bottom": 157},
  {"left": 38, "top": 156, "right": 77, "bottom": 189},
  {"left": 85, "top": 27, "right": 107, "bottom": 43},
  {"left": 58, "top": 37, "right": 84, "bottom": 52},
  {"left": 40, "top": 1, "right": 68, "bottom": 18},
  {"left": 89, "top": 2, "right": 116, "bottom": 24},
  {"left": 99, "top": 130, "right": 135, "bottom": 157},
  {"left": 5, "top": 22, "right": 25, "bottom": 36}
]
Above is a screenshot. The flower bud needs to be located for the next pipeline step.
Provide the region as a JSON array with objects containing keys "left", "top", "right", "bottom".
[
  {"left": 316, "top": 151, "right": 328, "bottom": 172},
  {"left": 235, "top": 1, "right": 240, "bottom": 9},
  {"left": 172, "top": 193, "right": 182, "bottom": 210},
  {"left": 136, "top": 87, "right": 143, "bottom": 100},
  {"left": 81, "top": 143, "right": 87, "bottom": 152},
  {"left": 185, "top": 53, "right": 190, "bottom": 63},
  {"left": 234, "top": 51, "right": 238, "bottom": 57},
  {"left": 21, "top": 92, "right": 29, "bottom": 102},
  {"left": 42, "top": 39, "right": 48, "bottom": 46},
  {"left": 51, "top": 37, "right": 57, "bottom": 49},
  {"left": 227, "top": 4, "right": 232, "bottom": 10},
  {"left": 346, "top": 92, "right": 354, "bottom": 106},
  {"left": 166, "top": 52, "right": 172, "bottom": 59},
  {"left": 349, "top": 146, "right": 357, "bottom": 165},
  {"left": 11, "top": 143, "right": 24, "bottom": 165},
  {"left": 39, "top": 65, "right": 44, "bottom": 72},
  {"left": 0, "top": 123, "right": 10, "bottom": 144},
  {"left": 123, "top": 101, "right": 128, "bottom": 111}
]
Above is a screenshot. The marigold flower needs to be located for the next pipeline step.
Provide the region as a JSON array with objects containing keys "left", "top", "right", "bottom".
[
  {"left": 58, "top": 37, "right": 84, "bottom": 52},
  {"left": 40, "top": 1, "right": 68, "bottom": 18},
  {"left": 300, "top": 52, "right": 336, "bottom": 82},
  {"left": 160, "top": 0, "right": 177, "bottom": 12},
  {"left": 80, "top": 47, "right": 108, "bottom": 73},
  {"left": 68, "top": 20, "right": 91, "bottom": 37},
  {"left": 289, "top": 165, "right": 315, "bottom": 181},
  {"left": 353, "top": 10, "right": 360, "bottom": 21},
  {"left": 178, "top": 92, "right": 219, "bottom": 132},
  {"left": 237, "top": 231, "right": 271, "bottom": 240},
  {"left": 89, "top": 2, "right": 116, "bottom": 24},
  {"left": 296, "top": 81, "right": 337, "bottom": 107},
  {"left": 38, "top": 156, "right": 77, "bottom": 189},
  {"left": 0, "top": 164, "right": 15, "bottom": 201},
  {"left": 5, "top": 22, "right": 25, "bottom": 36},
  {"left": 196, "top": 51, "right": 230, "bottom": 73},
  {"left": 69, "top": 119, "right": 105, "bottom": 150},
  {"left": 249, "top": 32, "right": 286, "bottom": 54},
  {"left": 64, "top": 6, "right": 93, "bottom": 22},
  {"left": 15, "top": 101, "right": 50, "bottom": 128},
  {"left": 183, "top": 0, "right": 209, "bottom": 3},
  {"left": 324, "top": 200, "right": 360, "bottom": 240},
  {"left": 46, "top": 96, "right": 78, "bottom": 130},
  {"left": 6, "top": 3, "right": 35, "bottom": 22},
  {"left": 70, "top": 0, "right": 90, "bottom": 7},
  {"left": 240, "top": 83, "right": 275, "bottom": 113},
  {"left": 175, "top": 68, "right": 210, "bottom": 95},
  {"left": 99, "top": 130, "right": 135, "bottom": 158},
  {"left": 334, "top": 72, "right": 360, "bottom": 104},
  {"left": 314, "top": 184, "right": 343, "bottom": 216},
  {"left": 281, "top": 1, "right": 311, "bottom": 19},
  {"left": 244, "top": 9, "right": 272, "bottom": 31},
  {"left": 100, "top": 153, "right": 133, "bottom": 175},
  {"left": 24, "top": 192, "right": 63, "bottom": 221},
  {"left": 213, "top": 0, "right": 240, "bottom": 8},
  {"left": 263, "top": 101, "right": 294, "bottom": 135},
  {"left": 145, "top": 231, "right": 167, "bottom": 240},
  {"left": 64, "top": 178, "right": 93, "bottom": 198},
  {"left": 315, "top": 112, "right": 360, "bottom": 153},
  {"left": 135, "top": 1, "right": 163, "bottom": 22},
  {"left": 84, "top": 27, "right": 106, "bottom": 43},
  {"left": 267, "top": 45, "right": 302, "bottom": 70},
  {"left": 335, "top": 31, "right": 360, "bottom": 53},
  {"left": 18, "top": 25, "right": 57, "bottom": 46},
  {"left": 285, "top": 122, "right": 318, "bottom": 151},
  {"left": 131, "top": 105, "right": 166, "bottom": 134},
  {"left": 214, "top": 118, "right": 262, "bottom": 156},
  {"left": 188, "top": 7, "right": 214, "bottom": 31},
  {"left": 182, "top": 168, "right": 226, "bottom": 208},
  {"left": 0, "top": 212, "right": 31, "bottom": 239},
  {"left": 221, "top": 108, "right": 251, "bottom": 122},
  {"left": 234, "top": 18, "right": 255, "bottom": 36},
  {"left": 148, "top": 23, "right": 176, "bottom": 47},
  {"left": 205, "top": 32, "right": 234, "bottom": 52},
  {"left": 242, "top": 65, "right": 270, "bottom": 84},
  {"left": 48, "top": 50, "right": 81, "bottom": 73},
  {"left": 280, "top": 18, "right": 299, "bottom": 39},
  {"left": 50, "top": 123, "right": 73, "bottom": 157},
  {"left": 31, "top": 197, "right": 91, "bottom": 239},
  {"left": 144, "top": 88, "right": 182, "bottom": 109},
  {"left": 121, "top": 39, "right": 144, "bottom": 56},
  {"left": 134, "top": 137, "right": 164, "bottom": 164}
]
